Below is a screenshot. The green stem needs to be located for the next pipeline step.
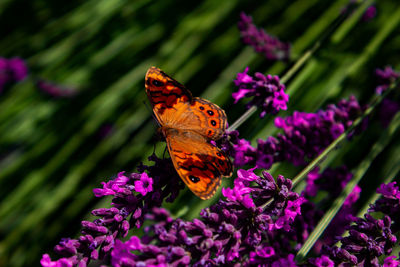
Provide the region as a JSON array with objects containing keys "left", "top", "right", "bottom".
[{"left": 295, "top": 81, "right": 399, "bottom": 263}]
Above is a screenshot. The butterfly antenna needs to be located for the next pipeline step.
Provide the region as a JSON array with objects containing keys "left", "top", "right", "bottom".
[
  {"left": 143, "top": 101, "right": 161, "bottom": 127},
  {"left": 163, "top": 146, "right": 168, "bottom": 159},
  {"left": 152, "top": 142, "right": 157, "bottom": 155}
]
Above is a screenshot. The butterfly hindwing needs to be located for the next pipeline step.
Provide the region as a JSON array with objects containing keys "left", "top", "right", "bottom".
[
  {"left": 187, "top": 98, "right": 228, "bottom": 140},
  {"left": 165, "top": 129, "right": 232, "bottom": 200}
]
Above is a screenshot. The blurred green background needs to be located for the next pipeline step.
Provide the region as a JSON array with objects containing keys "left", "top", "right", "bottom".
[{"left": 1, "top": 0, "right": 400, "bottom": 266}]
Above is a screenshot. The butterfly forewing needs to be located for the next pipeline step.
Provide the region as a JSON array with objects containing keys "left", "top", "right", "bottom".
[{"left": 145, "top": 67, "right": 192, "bottom": 120}]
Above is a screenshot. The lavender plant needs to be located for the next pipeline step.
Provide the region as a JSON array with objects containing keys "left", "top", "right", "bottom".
[
  {"left": 238, "top": 12, "right": 290, "bottom": 61},
  {"left": 40, "top": 57, "right": 400, "bottom": 267},
  {"left": 1, "top": 2, "right": 396, "bottom": 267},
  {"left": 0, "top": 57, "right": 28, "bottom": 93}
]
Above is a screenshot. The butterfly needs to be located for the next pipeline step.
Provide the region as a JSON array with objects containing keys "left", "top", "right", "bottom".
[{"left": 145, "top": 67, "right": 233, "bottom": 200}]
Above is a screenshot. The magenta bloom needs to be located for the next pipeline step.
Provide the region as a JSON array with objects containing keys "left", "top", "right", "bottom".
[
  {"left": 272, "top": 89, "right": 289, "bottom": 111},
  {"left": 41, "top": 154, "right": 184, "bottom": 266},
  {"left": 93, "top": 171, "right": 130, "bottom": 197},
  {"left": 40, "top": 254, "right": 75, "bottom": 267},
  {"left": 379, "top": 98, "right": 400, "bottom": 128},
  {"left": 36, "top": 79, "right": 77, "bottom": 98},
  {"left": 375, "top": 66, "right": 400, "bottom": 95},
  {"left": 314, "top": 182, "right": 400, "bottom": 266},
  {"left": 383, "top": 255, "right": 400, "bottom": 267},
  {"left": 376, "top": 182, "right": 400, "bottom": 199},
  {"left": 233, "top": 67, "right": 288, "bottom": 117},
  {"left": 8, "top": 57, "right": 28, "bottom": 81},
  {"left": 134, "top": 172, "right": 153, "bottom": 196},
  {"left": 222, "top": 169, "right": 256, "bottom": 208},
  {"left": 0, "top": 57, "right": 28, "bottom": 93},
  {"left": 362, "top": 5, "right": 377, "bottom": 21},
  {"left": 106, "top": 170, "right": 305, "bottom": 266},
  {"left": 224, "top": 96, "right": 365, "bottom": 169},
  {"left": 238, "top": 12, "right": 290, "bottom": 61},
  {"left": 285, "top": 198, "right": 305, "bottom": 221},
  {"left": 313, "top": 255, "right": 335, "bottom": 267},
  {"left": 271, "top": 254, "right": 297, "bottom": 267}
]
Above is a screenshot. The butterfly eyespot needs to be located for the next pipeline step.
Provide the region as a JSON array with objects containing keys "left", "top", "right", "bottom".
[
  {"left": 207, "top": 110, "right": 214, "bottom": 116},
  {"left": 210, "top": 120, "right": 217, "bottom": 126},
  {"left": 189, "top": 176, "right": 200, "bottom": 183},
  {"left": 218, "top": 159, "right": 225, "bottom": 165},
  {"left": 216, "top": 152, "right": 222, "bottom": 157},
  {"left": 208, "top": 130, "right": 213, "bottom": 135},
  {"left": 152, "top": 79, "right": 164, "bottom": 87},
  {"left": 199, "top": 106, "right": 205, "bottom": 110}
]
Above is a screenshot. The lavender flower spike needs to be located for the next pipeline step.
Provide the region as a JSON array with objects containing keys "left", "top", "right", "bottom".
[
  {"left": 375, "top": 66, "right": 400, "bottom": 95},
  {"left": 238, "top": 12, "right": 290, "bottom": 61},
  {"left": 233, "top": 66, "right": 288, "bottom": 118},
  {"left": 41, "top": 154, "right": 184, "bottom": 266},
  {"left": 311, "top": 182, "right": 400, "bottom": 266},
  {"left": 110, "top": 170, "right": 305, "bottom": 266},
  {"left": 0, "top": 57, "right": 28, "bottom": 93}
]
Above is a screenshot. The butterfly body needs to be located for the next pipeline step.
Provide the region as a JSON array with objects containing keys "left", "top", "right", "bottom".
[{"left": 145, "top": 67, "right": 232, "bottom": 199}]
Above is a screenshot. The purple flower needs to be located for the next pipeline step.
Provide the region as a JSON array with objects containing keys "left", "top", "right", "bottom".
[
  {"left": 257, "top": 246, "right": 275, "bottom": 258},
  {"left": 375, "top": 66, "right": 400, "bottom": 128},
  {"left": 233, "top": 67, "right": 288, "bottom": 117},
  {"left": 362, "top": 5, "right": 377, "bottom": 21},
  {"left": 342, "top": 2, "right": 376, "bottom": 22},
  {"left": 296, "top": 166, "right": 361, "bottom": 254},
  {"left": 379, "top": 98, "right": 400, "bottom": 128},
  {"left": 134, "top": 172, "right": 153, "bottom": 196},
  {"left": 238, "top": 12, "right": 290, "bottom": 61},
  {"left": 8, "top": 57, "right": 28, "bottom": 81},
  {"left": 234, "top": 66, "right": 254, "bottom": 86},
  {"left": 93, "top": 171, "right": 130, "bottom": 197},
  {"left": 222, "top": 169, "right": 257, "bottom": 208},
  {"left": 370, "top": 182, "right": 400, "bottom": 232},
  {"left": 106, "top": 170, "right": 305, "bottom": 266},
  {"left": 224, "top": 96, "right": 366, "bottom": 169},
  {"left": 0, "top": 57, "right": 28, "bottom": 93},
  {"left": 375, "top": 66, "right": 400, "bottom": 95},
  {"left": 383, "top": 255, "right": 400, "bottom": 267},
  {"left": 36, "top": 79, "right": 77, "bottom": 98},
  {"left": 42, "top": 154, "right": 184, "bottom": 266},
  {"left": 376, "top": 182, "right": 400, "bottom": 198},
  {"left": 40, "top": 254, "right": 75, "bottom": 267},
  {"left": 304, "top": 168, "right": 319, "bottom": 197},
  {"left": 285, "top": 197, "right": 305, "bottom": 221},
  {"left": 312, "top": 182, "right": 400, "bottom": 266},
  {"left": 271, "top": 254, "right": 297, "bottom": 267},
  {"left": 312, "top": 255, "right": 335, "bottom": 267},
  {"left": 231, "top": 135, "right": 257, "bottom": 167},
  {"left": 323, "top": 214, "right": 397, "bottom": 266},
  {"left": 272, "top": 88, "right": 289, "bottom": 111},
  {"left": 97, "top": 123, "right": 115, "bottom": 139}
]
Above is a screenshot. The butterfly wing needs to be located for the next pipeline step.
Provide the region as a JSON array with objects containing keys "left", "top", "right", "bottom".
[
  {"left": 186, "top": 97, "right": 228, "bottom": 140},
  {"left": 145, "top": 67, "right": 228, "bottom": 141},
  {"left": 165, "top": 128, "right": 233, "bottom": 200},
  {"left": 145, "top": 66, "right": 192, "bottom": 125}
]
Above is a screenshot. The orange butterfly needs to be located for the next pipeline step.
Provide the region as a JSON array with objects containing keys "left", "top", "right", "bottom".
[{"left": 145, "top": 67, "right": 233, "bottom": 200}]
